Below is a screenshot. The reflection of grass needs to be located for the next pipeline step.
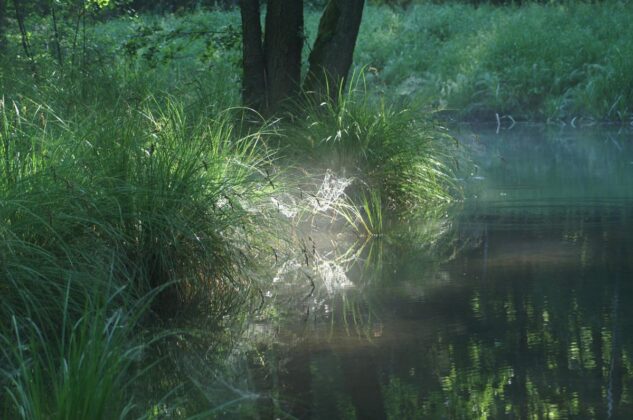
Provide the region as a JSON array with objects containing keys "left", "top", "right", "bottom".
[
  {"left": 384, "top": 377, "right": 425, "bottom": 420},
  {"left": 191, "top": 210, "right": 465, "bottom": 417}
]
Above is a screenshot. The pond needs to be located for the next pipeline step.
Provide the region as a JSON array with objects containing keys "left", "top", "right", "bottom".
[{"left": 201, "top": 124, "right": 633, "bottom": 419}]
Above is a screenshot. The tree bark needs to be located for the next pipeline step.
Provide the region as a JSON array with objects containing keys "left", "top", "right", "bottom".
[
  {"left": 305, "top": 0, "right": 365, "bottom": 101},
  {"left": 263, "top": 0, "right": 303, "bottom": 111},
  {"left": 239, "top": 0, "right": 266, "bottom": 110},
  {"left": 50, "top": 0, "right": 64, "bottom": 66}
]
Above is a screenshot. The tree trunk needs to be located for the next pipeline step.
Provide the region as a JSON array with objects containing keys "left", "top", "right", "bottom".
[
  {"left": 239, "top": 0, "right": 266, "bottom": 110},
  {"left": 239, "top": 0, "right": 303, "bottom": 115},
  {"left": 50, "top": 0, "right": 64, "bottom": 66},
  {"left": 263, "top": 0, "right": 303, "bottom": 111},
  {"left": 239, "top": 0, "right": 363, "bottom": 113},
  {"left": 304, "top": 0, "right": 365, "bottom": 101}
]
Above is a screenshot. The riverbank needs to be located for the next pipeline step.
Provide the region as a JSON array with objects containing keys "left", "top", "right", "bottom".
[
  {"left": 0, "top": 5, "right": 457, "bottom": 417},
  {"left": 83, "top": 1, "right": 633, "bottom": 123},
  {"left": 4, "top": 2, "right": 630, "bottom": 123},
  {"left": 1, "top": 1, "right": 631, "bottom": 417}
]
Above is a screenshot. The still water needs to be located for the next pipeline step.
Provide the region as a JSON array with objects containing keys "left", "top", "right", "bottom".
[{"left": 246, "top": 125, "right": 633, "bottom": 419}]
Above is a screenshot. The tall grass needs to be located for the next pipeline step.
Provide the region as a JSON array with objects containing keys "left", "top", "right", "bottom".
[
  {"left": 3, "top": 98, "right": 273, "bottom": 305},
  {"left": 1, "top": 286, "right": 147, "bottom": 420},
  {"left": 0, "top": 89, "right": 276, "bottom": 416}
]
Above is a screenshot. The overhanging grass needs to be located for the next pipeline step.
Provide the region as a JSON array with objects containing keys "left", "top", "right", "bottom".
[{"left": 0, "top": 91, "right": 277, "bottom": 416}]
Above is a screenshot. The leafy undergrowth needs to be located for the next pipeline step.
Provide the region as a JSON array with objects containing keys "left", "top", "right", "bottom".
[{"left": 6, "top": 2, "right": 631, "bottom": 122}]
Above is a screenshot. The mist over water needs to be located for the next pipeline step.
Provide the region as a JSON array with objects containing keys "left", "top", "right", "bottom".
[{"left": 241, "top": 125, "right": 633, "bottom": 419}]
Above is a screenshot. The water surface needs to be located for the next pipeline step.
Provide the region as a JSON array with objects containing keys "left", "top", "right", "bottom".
[{"left": 248, "top": 125, "right": 633, "bottom": 419}]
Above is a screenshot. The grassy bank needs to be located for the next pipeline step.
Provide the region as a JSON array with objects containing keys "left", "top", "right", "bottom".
[
  {"left": 46, "top": 1, "right": 633, "bottom": 123},
  {"left": 357, "top": 1, "right": 633, "bottom": 122},
  {"left": 0, "top": 87, "right": 277, "bottom": 416}
]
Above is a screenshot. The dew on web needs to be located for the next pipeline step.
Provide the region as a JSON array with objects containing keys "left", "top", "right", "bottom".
[{"left": 308, "top": 169, "right": 353, "bottom": 213}]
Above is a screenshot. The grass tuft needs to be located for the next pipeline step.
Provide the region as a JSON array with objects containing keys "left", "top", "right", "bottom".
[{"left": 281, "top": 75, "right": 458, "bottom": 234}]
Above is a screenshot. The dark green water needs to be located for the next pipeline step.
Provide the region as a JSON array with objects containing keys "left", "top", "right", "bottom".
[{"left": 245, "top": 125, "right": 633, "bottom": 419}]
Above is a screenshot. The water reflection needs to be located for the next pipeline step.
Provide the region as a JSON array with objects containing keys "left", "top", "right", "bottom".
[{"left": 236, "top": 125, "right": 633, "bottom": 419}]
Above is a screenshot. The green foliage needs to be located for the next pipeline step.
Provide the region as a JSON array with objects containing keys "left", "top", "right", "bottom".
[
  {"left": 1, "top": 97, "right": 273, "bottom": 307},
  {"left": 122, "top": 18, "right": 241, "bottom": 68},
  {"left": 0, "top": 3, "right": 463, "bottom": 417},
  {"left": 8, "top": 1, "right": 631, "bottom": 122},
  {"left": 1, "top": 294, "right": 146, "bottom": 420},
  {"left": 355, "top": 1, "right": 633, "bottom": 121}
]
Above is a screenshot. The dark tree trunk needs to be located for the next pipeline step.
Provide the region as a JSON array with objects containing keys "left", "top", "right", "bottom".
[
  {"left": 239, "top": 0, "right": 363, "bottom": 114},
  {"left": 50, "top": 1, "right": 64, "bottom": 66},
  {"left": 239, "top": 0, "right": 303, "bottom": 115},
  {"left": 304, "top": 0, "right": 365, "bottom": 100},
  {"left": 263, "top": 0, "right": 303, "bottom": 111},
  {"left": 239, "top": 0, "right": 266, "bottom": 110}
]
